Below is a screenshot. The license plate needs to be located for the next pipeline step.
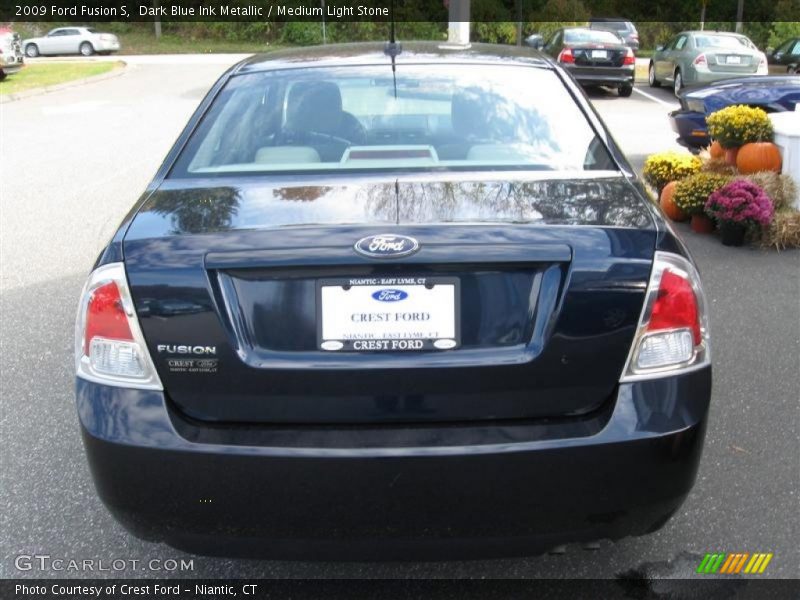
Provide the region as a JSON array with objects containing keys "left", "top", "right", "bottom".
[
  {"left": 317, "top": 276, "right": 459, "bottom": 352},
  {"left": 591, "top": 50, "right": 608, "bottom": 59},
  {"left": 726, "top": 55, "right": 742, "bottom": 64}
]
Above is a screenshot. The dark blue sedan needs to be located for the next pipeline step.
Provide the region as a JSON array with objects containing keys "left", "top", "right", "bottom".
[
  {"left": 75, "top": 43, "right": 712, "bottom": 559},
  {"left": 671, "top": 75, "right": 800, "bottom": 149}
]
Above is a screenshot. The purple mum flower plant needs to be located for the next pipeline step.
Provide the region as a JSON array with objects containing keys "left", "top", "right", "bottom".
[{"left": 705, "top": 179, "right": 774, "bottom": 228}]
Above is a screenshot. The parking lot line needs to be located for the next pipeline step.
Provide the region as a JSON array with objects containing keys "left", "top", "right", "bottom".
[{"left": 632, "top": 87, "right": 678, "bottom": 108}]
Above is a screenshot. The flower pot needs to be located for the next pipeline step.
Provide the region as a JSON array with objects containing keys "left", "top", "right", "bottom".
[
  {"left": 719, "top": 221, "right": 747, "bottom": 246},
  {"left": 691, "top": 213, "right": 715, "bottom": 234},
  {"left": 724, "top": 147, "right": 739, "bottom": 166}
]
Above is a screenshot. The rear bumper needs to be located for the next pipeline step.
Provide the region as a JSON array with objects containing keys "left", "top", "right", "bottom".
[
  {"left": 77, "top": 368, "right": 711, "bottom": 559},
  {"left": 566, "top": 65, "right": 635, "bottom": 87},
  {"left": 94, "top": 41, "right": 120, "bottom": 52},
  {"left": 1, "top": 54, "right": 24, "bottom": 73},
  {"left": 685, "top": 69, "right": 761, "bottom": 87},
  {"left": 670, "top": 109, "right": 709, "bottom": 149}
]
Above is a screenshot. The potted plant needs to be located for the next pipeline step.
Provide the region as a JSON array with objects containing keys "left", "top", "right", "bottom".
[
  {"left": 673, "top": 172, "right": 732, "bottom": 233},
  {"left": 706, "top": 105, "right": 775, "bottom": 166},
  {"left": 642, "top": 151, "right": 702, "bottom": 194},
  {"left": 705, "top": 179, "right": 775, "bottom": 246}
]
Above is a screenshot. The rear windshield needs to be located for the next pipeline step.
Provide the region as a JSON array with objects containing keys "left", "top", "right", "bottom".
[
  {"left": 171, "top": 64, "right": 614, "bottom": 177},
  {"left": 591, "top": 21, "right": 630, "bottom": 32},
  {"left": 695, "top": 34, "right": 753, "bottom": 49},
  {"left": 564, "top": 29, "right": 623, "bottom": 45}
]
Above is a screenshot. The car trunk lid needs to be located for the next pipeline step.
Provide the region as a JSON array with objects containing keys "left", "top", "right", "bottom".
[
  {"left": 706, "top": 50, "right": 757, "bottom": 73},
  {"left": 123, "top": 174, "right": 656, "bottom": 424},
  {"left": 569, "top": 44, "right": 628, "bottom": 67}
]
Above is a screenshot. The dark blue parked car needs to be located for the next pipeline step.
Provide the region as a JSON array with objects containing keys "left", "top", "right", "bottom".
[
  {"left": 75, "top": 43, "right": 712, "bottom": 559},
  {"left": 671, "top": 75, "right": 800, "bottom": 149}
]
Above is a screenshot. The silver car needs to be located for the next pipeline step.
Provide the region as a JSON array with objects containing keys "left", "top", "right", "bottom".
[
  {"left": 0, "top": 31, "right": 24, "bottom": 79},
  {"left": 649, "top": 31, "right": 767, "bottom": 96},
  {"left": 23, "top": 27, "right": 120, "bottom": 58}
]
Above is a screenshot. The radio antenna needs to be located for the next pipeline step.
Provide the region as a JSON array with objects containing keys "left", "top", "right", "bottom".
[{"left": 384, "top": 0, "right": 402, "bottom": 98}]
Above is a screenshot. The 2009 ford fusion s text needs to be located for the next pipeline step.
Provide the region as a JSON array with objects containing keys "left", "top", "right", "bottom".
[{"left": 75, "top": 43, "right": 712, "bottom": 559}]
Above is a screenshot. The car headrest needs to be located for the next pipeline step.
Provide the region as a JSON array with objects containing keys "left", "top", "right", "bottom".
[{"left": 286, "top": 81, "right": 344, "bottom": 134}]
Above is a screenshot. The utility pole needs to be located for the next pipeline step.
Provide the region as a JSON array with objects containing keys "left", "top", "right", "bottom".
[
  {"left": 153, "top": 0, "right": 161, "bottom": 39},
  {"left": 736, "top": 0, "right": 744, "bottom": 33},
  {"left": 321, "top": 0, "right": 327, "bottom": 44},
  {"left": 447, "top": 0, "right": 470, "bottom": 45},
  {"left": 699, "top": 0, "right": 707, "bottom": 31}
]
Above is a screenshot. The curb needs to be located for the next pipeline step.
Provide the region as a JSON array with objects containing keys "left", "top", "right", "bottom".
[{"left": 0, "top": 62, "right": 127, "bottom": 104}]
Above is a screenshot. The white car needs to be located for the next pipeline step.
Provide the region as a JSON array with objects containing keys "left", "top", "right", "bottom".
[
  {"left": 0, "top": 31, "right": 24, "bottom": 79},
  {"left": 23, "top": 27, "right": 120, "bottom": 58}
]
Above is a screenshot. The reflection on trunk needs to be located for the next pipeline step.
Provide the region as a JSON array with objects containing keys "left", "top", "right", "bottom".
[
  {"left": 135, "top": 177, "right": 651, "bottom": 238},
  {"left": 148, "top": 187, "right": 241, "bottom": 234}
]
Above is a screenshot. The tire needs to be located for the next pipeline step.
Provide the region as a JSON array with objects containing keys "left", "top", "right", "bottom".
[
  {"left": 619, "top": 83, "right": 633, "bottom": 97},
  {"left": 0, "top": 70, "right": 6, "bottom": 82},
  {"left": 25, "top": 44, "right": 39, "bottom": 58},
  {"left": 673, "top": 70, "right": 683, "bottom": 97},
  {"left": 789, "top": 66, "right": 798, "bottom": 75},
  {"left": 648, "top": 63, "right": 661, "bottom": 87},
  {"left": 79, "top": 42, "right": 95, "bottom": 57}
]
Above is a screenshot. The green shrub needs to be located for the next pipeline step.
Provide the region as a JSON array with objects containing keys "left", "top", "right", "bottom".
[
  {"left": 281, "top": 22, "right": 324, "bottom": 46},
  {"left": 642, "top": 151, "right": 702, "bottom": 192},
  {"left": 673, "top": 173, "right": 732, "bottom": 216}
]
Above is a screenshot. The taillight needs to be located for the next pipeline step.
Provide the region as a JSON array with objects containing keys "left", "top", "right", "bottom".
[
  {"left": 693, "top": 53, "right": 708, "bottom": 67},
  {"left": 558, "top": 48, "right": 575, "bottom": 63},
  {"left": 83, "top": 281, "right": 132, "bottom": 353},
  {"left": 620, "top": 252, "right": 710, "bottom": 381},
  {"left": 623, "top": 48, "right": 635, "bottom": 65},
  {"left": 648, "top": 270, "right": 701, "bottom": 345},
  {"left": 75, "top": 263, "right": 162, "bottom": 389},
  {"left": 757, "top": 54, "right": 768, "bottom": 75}
]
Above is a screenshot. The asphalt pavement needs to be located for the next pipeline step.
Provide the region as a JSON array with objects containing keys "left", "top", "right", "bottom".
[{"left": 0, "top": 56, "right": 798, "bottom": 582}]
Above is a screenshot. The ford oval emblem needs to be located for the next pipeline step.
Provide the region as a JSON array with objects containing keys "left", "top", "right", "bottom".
[
  {"left": 354, "top": 234, "right": 420, "bottom": 259},
  {"left": 372, "top": 289, "right": 408, "bottom": 302}
]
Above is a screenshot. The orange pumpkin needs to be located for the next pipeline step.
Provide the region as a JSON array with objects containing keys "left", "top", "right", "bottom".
[
  {"left": 660, "top": 181, "right": 687, "bottom": 222},
  {"left": 709, "top": 140, "right": 725, "bottom": 160},
  {"left": 736, "top": 142, "right": 782, "bottom": 174}
]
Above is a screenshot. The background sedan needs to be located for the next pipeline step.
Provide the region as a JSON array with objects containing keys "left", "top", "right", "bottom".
[
  {"left": 649, "top": 31, "right": 767, "bottom": 96},
  {"left": 767, "top": 37, "right": 800, "bottom": 75},
  {"left": 23, "top": 27, "right": 120, "bottom": 58},
  {"left": 542, "top": 27, "right": 635, "bottom": 97},
  {"left": 669, "top": 75, "right": 800, "bottom": 148},
  {"left": 589, "top": 18, "right": 640, "bottom": 53},
  {"left": 0, "top": 29, "right": 24, "bottom": 80}
]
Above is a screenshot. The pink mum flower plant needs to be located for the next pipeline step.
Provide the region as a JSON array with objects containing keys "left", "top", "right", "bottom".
[{"left": 705, "top": 180, "right": 774, "bottom": 227}]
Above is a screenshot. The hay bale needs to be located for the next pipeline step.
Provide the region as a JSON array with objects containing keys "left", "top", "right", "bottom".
[
  {"left": 761, "top": 210, "right": 800, "bottom": 250},
  {"left": 744, "top": 172, "right": 798, "bottom": 212},
  {"left": 701, "top": 158, "right": 738, "bottom": 176}
]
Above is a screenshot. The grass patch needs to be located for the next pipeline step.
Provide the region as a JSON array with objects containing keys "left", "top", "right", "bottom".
[
  {"left": 0, "top": 61, "right": 122, "bottom": 95},
  {"left": 117, "top": 32, "right": 274, "bottom": 55}
]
